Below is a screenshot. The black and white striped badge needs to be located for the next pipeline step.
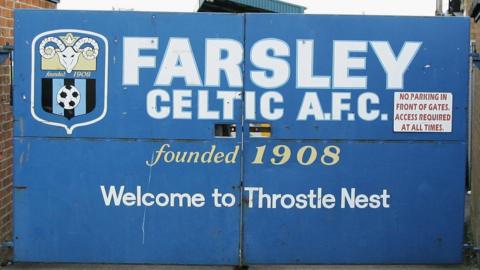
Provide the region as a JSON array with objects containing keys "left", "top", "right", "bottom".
[{"left": 41, "top": 78, "right": 96, "bottom": 119}]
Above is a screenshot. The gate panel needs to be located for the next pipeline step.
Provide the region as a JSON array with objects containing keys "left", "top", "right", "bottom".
[
  {"left": 14, "top": 11, "right": 243, "bottom": 264},
  {"left": 13, "top": 11, "right": 471, "bottom": 265},
  {"left": 243, "top": 14, "right": 469, "bottom": 264},
  {"left": 242, "top": 141, "right": 465, "bottom": 263},
  {"left": 14, "top": 139, "right": 240, "bottom": 264}
]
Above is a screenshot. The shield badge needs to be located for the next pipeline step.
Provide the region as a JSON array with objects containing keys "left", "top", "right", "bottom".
[{"left": 31, "top": 30, "right": 108, "bottom": 134}]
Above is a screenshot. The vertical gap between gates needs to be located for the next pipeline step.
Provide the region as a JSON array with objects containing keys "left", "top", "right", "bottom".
[{"left": 238, "top": 13, "right": 247, "bottom": 267}]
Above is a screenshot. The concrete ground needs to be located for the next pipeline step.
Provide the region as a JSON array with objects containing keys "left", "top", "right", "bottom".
[{"left": 1, "top": 264, "right": 475, "bottom": 270}]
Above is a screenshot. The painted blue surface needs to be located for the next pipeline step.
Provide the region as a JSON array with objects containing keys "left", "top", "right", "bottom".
[
  {"left": 14, "top": 10, "right": 244, "bottom": 139},
  {"left": 13, "top": 10, "right": 468, "bottom": 265},
  {"left": 241, "top": 14, "right": 469, "bottom": 264},
  {"left": 14, "top": 138, "right": 241, "bottom": 264},
  {"left": 14, "top": 10, "right": 244, "bottom": 264},
  {"left": 243, "top": 14, "right": 469, "bottom": 141},
  {"left": 242, "top": 141, "right": 466, "bottom": 263}
]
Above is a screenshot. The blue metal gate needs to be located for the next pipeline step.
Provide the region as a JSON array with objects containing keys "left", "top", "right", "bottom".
[
  {"left": 14, "top": 11, "right": 243, "bottom": 264},
  {"left": 13, "top": 10, "right": 469, "bottom": 265},
  {"left": 242, "top": 14, "right": 469, "bottom": 264}
]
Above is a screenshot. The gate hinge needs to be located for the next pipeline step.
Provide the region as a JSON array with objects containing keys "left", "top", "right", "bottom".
[
  {"left": 470, "top": 53, "right": 480, "bottom": 69},
  {"left": 0, "top": 241, "right": 13, "bottom": 249},
  {"left": 471, "top": 52, "right": 480, "bottom": 60},
  {"left": 0, "top": 45, "right": 13, "bottom": 64},
  {"left": 464, "top": 243, "right": 480, "bottom": 253}
]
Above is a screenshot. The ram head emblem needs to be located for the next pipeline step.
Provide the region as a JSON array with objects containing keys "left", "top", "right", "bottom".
[{"left": 39, "top": 33, "right": 99, "bottom": 73}]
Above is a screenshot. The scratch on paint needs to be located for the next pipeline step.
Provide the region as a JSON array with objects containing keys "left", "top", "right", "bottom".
[
  {"left": 26, "top": 142, "right": 31, "bottom": 163},
  {"left": 19, "top": 117, "right": 25, "bottom": 137},
  {"left": 19, "top": 153, "right": 24, "bottom": 165},
  {"left": 142, "top": 152, "right": 155, "bottom": 245}
]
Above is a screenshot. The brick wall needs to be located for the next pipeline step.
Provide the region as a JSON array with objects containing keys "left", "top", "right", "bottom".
[{"left": 0, "top": 0, "right": 57, "bottom": 265}]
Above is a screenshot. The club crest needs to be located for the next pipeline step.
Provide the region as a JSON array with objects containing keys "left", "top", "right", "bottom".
[{"left": 31, "top": 29, "right": 108, "bottom": 134}]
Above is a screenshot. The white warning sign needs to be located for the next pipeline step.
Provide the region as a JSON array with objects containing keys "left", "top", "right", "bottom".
[{"left": 394, "top": 92, "right": 452, "bottom": 133}]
